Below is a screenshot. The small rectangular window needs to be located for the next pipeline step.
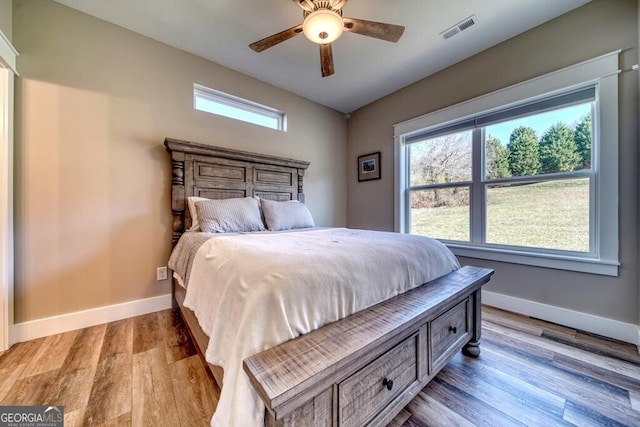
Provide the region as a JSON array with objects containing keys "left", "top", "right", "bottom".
[{"left": 194, "top": 84, "right": 286, "bottom": 131}]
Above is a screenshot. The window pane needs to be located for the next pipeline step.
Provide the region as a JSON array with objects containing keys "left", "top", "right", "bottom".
[
  {"left": 409, "top": 130, "right": 472, "bottom": 186},
  {"left": 410, "top": 187, "right": 469, "bottom": 241},
  {"left": 195, "top": 96, "right": 280, "bottom": 129},
  {"left": 484, "top": 103, "right": 592, "bottom": 179},
  {"left": 486, "top": 178, "right": 589, "bottom": 251}
]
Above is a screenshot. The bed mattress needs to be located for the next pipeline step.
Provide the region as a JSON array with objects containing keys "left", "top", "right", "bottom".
[{"left": 169, "top": 227, "right": 460, "bottom": 426}]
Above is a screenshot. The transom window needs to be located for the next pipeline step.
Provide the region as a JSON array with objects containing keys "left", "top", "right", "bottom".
[
  {"left": 194, "top": 84, "right": 287, "bottom": 131},
  {"left": 394, "top": 52, "right": 619, "bottom": 276}
]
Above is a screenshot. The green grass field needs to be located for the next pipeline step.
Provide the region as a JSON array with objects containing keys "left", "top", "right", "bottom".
[{"left": 411, "top": 179, "right": 590, "bottom": 252}]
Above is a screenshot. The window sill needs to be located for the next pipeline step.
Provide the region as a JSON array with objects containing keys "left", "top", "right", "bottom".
[{"left": 447, "top": 244, "right": 619, "bottom": 276}]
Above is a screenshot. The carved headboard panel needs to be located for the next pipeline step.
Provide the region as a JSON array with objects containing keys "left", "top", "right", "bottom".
[{"left": 164, "top": 138, "right": 310, "bottom": 245}]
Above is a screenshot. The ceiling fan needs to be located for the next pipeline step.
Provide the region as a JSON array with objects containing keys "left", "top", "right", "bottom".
[{"left": 249, "top": 0, "right": 405, "bottom": 77}]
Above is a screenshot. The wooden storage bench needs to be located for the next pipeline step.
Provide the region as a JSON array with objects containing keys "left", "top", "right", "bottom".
[{"left": 243, "top": 265, "right": 494, "bottom": 426}]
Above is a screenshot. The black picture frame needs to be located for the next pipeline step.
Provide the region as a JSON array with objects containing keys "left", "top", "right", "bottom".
[{"left": 358, "top": 151, "right": 381, "bottom": 182}]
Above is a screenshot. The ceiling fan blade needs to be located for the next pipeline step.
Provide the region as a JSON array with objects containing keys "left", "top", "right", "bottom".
[
  {"left": 319, "top": 44, "right": 335, "bottom": 77},
  {"left": 249, "top": 24, "right": 304, "bottom": 52},
  {"left": 343, "top": 18, "right": 405, "bottom": 42}
]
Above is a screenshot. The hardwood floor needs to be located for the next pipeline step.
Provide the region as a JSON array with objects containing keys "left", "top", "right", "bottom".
[
  {"left": 1, "top": 306, "right": 639, "bottom": 426},
  {"left": 0, "top": 310, "right": 218, "bottom": 426},
  {"left": 389, "top": 306, "right": 640, "bottom": 427}
]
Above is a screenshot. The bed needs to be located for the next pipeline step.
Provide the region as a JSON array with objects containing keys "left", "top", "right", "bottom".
[{"left": 164, "top": 138, "right": 494, "bottom": 427}]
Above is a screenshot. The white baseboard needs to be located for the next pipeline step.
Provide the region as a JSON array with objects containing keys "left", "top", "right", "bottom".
[
  {"left": 11, "top": 294, "right": 173, "bottom": 344},
  {"left": 483, "top": 290, "right": 639, "bottom": 345},
  {"left": 11, "top": 291, "right": 637, "bottom": 348}
]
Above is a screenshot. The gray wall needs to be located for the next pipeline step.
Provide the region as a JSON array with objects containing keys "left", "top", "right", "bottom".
[
  {"left": 12, "top": 0, "right": 347, "bottom": 322},
  {"left": 0, "top": 0, "right": 11, "bottom": 40},
  {"left": 347, "top": 0, "right": 639, "bottom": 324}
]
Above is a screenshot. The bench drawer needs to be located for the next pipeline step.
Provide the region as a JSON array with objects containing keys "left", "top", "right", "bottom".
[
  {"left": 430, "top": 299, "right": 470, "bottom": 370},
  {"left": 338, "top": 332, "right": 419, "bottom": 427}
]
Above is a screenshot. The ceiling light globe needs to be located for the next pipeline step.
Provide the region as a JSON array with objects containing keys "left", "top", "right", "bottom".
[{"left": 303, "top": 9, "right": 344, "bottom": 44}]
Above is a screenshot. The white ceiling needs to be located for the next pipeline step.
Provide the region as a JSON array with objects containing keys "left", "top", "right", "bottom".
[{"left": 53, "top": 0, "right": 591, "bottom": 113}]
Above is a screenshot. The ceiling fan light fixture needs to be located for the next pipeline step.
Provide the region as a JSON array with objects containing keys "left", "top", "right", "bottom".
[
  {"left": 249, "top": 1, "right": 405, "bottom": 78},
  {"left": 302, "top": 9, "right": 344, "bottom": 44}
]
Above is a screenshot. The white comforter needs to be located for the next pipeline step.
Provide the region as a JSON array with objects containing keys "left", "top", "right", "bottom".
[{"left": 182, "top": 227, "right": 460, "bottom": 427}]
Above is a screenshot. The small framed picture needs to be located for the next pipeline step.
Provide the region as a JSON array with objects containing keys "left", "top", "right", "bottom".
[{"left": 358, "top": 151, "right": 381, "bottom": 182}]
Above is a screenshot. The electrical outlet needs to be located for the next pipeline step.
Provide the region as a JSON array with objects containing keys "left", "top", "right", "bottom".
[{"left": 157, "top": 266, "right": 168, "bottom": 281}]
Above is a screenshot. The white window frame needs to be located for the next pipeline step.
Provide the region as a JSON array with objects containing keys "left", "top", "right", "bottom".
[
  {"left": 194, "top": 84, "right": 287, "bottom": 131},
  {"left": 394, "top": 51, "right": 620, "bottom": 276}
]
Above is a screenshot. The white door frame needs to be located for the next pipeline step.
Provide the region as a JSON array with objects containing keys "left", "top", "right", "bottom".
[{"left": 0, "top": 30, "right": 18, "bottom": 351}]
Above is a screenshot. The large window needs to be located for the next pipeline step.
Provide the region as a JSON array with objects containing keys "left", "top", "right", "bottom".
[
  {"left": 394, "top": 52, "right": 619, "bottom": 275},
  {"left": 194, "top": 84, "right": 286, "bottom": 131}
]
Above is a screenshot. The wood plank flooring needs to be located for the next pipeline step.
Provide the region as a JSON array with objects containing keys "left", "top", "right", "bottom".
[
  {"left": 0, "top": 309, "right": 218, "bottom": 426},
  {"left": 389, "top": 306, "right": 640, "bottom": 427},
  {"left": 0, "top": 306, "right": 639, "bottom": 426}
]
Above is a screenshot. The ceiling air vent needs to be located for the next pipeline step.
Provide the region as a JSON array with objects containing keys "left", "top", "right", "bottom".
[{"left": 440, "top": 15, "right": 478, "bottom": 40}]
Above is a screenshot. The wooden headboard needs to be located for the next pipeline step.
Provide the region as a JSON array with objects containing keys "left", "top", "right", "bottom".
[{"left": 164, "top": 138, "right": 310, "bottom": 245}]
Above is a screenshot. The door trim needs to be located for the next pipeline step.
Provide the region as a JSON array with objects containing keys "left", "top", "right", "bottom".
[{"left": 0, "top": 29, "right": 17, "bottom": 351}]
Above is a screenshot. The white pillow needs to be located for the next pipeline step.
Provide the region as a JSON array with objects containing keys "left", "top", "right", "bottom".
[
  {"left": 195, "top": 197, "right": 266, "bottom": 233},
  {"left": 187, "top": 196, "right": 209, "bottom": 231},
  {"left": 260, "top": 199, "right": 315, "bottom": 231}
]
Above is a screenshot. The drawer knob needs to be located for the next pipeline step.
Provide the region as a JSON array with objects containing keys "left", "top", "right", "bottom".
[
  {"left": 382, "top": 377, "right": 394, "bottom": 391},
  {"left": 449, "top": 326, "right": 457, "bottom": 334}
]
